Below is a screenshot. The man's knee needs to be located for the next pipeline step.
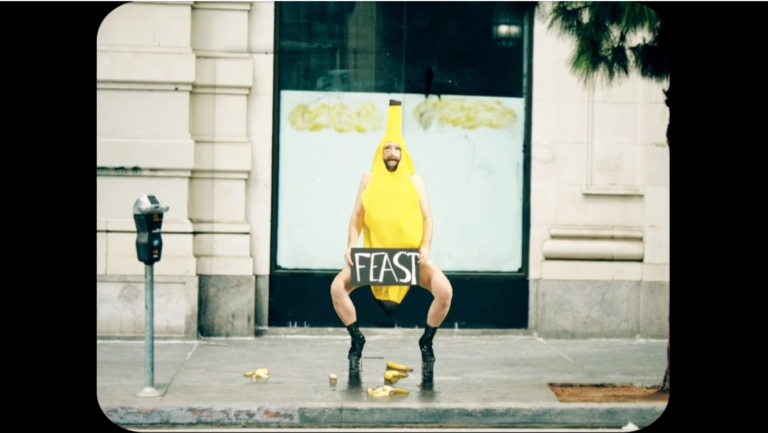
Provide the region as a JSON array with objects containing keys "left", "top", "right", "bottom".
[
  {"left": 330, "top": 279, "right": 344, "bottom": 297},
  {"left": 432, "top": 276, "right": 453, "bottom": 305},
  {"left": 330, "top": 270, "right": 351, "bottom": 297}
]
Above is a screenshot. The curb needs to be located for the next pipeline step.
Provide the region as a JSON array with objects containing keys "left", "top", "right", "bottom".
[{"left": 103, "top": 403, "right": 667, "bottom": 428}]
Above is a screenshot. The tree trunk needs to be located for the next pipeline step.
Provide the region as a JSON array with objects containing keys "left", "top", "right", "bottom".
[
  {"left": 659, "top": 306, "right": 669, "bottom": 393},
  {"left": 664, "top": 85, "right": 670, "bottom": 148},
  {"left": 658, "top": 82, "right": 670, "bottom": 394}
]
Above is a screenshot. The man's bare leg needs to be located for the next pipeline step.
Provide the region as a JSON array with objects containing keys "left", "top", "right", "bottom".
[
  {"left": 418, "top": 260, "right": 453, "bottom": 382},
  {"left": 423, "top": 262, "right": 453, "bottom": 327},
  {"left": 330, "top": 267, "right": 365, "bottom": 371},
  {"left": 331, "top": 267, "right": 357, "bottom": 324}
]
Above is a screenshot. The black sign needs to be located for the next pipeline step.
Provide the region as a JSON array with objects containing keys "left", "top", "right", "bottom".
[{"left": 350, "top": 248, "right": 421, "bottom": 287}]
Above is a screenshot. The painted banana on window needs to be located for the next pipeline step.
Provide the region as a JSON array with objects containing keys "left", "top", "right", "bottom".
[
  {"left": 289, "top": 101, "right": 383, "bottom": 133},
  {"left": 412, "top": 96, "right": 518, "bottom": 130}
]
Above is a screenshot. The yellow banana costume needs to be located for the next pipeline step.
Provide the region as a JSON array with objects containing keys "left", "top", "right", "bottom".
[{"left": 361, "top": 100, "right": 423, "bottom": 317}]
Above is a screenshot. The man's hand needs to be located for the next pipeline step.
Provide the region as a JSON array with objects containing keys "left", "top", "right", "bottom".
[
  {"left": 345, "top": 247, "right": 354, "bottom": 268},
  {"left": 419, "top": 247, "right": 431, "bottom": 264}
]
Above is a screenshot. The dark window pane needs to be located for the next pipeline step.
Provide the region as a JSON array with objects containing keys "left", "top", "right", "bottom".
[
  {"left": 402, "top": 2, "right": 524, "bottom": 97},
  {"left": 278, "top": 1, "right": 405, "bottom": 94},
  {"left": 277, "top": 2, "right": 526, "bottom": 97}
]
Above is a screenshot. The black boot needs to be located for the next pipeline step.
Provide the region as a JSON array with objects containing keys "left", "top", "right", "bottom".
[
  {"left": 346, "top": 322, "right": 366, "bottom": 371},
  {"left": 347, "top": 370, "right": 362, "bottom": 390},
  {"left": 419, "top": 325, "right": 438, "bottom": 381}
]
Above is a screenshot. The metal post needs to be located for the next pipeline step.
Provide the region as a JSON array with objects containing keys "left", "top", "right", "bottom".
[
  {"left": 144, "top": 263, "right": 155, "bottom": 387},
  {"left": 137, "top": 263, "right": 162, "bottom": 397}
]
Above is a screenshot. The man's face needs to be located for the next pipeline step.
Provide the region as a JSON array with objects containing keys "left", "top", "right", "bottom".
[{"left": 382, "top": 142, "right": 401, "bottom": 172}]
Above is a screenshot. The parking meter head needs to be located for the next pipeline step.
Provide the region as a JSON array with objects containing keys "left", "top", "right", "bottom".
[{"left": 133, "top": 195, "right": 169, "bottom": 265}]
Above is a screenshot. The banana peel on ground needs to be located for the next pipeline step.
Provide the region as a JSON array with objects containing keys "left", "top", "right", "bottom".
[
  {"left": 367, "top": 385, "right": 410, "bottom": 398},
  {"left": 384, "top": 369, "right": 409, "bottom": 384},
  {"left": 386, "top": 361, "right": 414, "bottom": 372},
  {"left": 243, "top": 368, "right": 270, "bottom": 382},
  {"left": 384, "top": 370, "right": 409, "bottom": 379}
]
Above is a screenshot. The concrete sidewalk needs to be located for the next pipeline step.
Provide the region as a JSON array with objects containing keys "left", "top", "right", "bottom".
[{"left": 97, "top": 329, "right": 669, "bottom": 429}]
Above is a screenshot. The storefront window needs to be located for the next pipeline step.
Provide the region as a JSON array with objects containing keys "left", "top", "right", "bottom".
[{"left": 275, "top": 1, "right": 529, "bottom": 272}]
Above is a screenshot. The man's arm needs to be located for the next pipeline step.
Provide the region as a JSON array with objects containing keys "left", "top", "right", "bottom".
[
  {"left": 412, "top": 174, "right": 433, "bottom": 256},
  {"left": 348, "top": 172, "right": 372, "bottom": 249}
]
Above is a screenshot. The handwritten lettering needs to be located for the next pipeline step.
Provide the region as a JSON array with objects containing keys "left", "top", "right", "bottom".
[
  {"left": 392, "top": 251, "right": 412, "bottom": 284},
  {"left": 369, "top": 252, "right": 385, "bottom": 282},
  {"left": 351, "top": 249, "right": 420, "bottom": 286},
  {"left": 354, "top": 252, "right": 370, "bottom": 284},
  {"left": 379, "top": 253, "right": 398, "bottom": 283}
]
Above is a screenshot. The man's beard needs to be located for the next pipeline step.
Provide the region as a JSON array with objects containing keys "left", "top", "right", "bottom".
[{"left": 384, "top": 158, "right": 399, "bottom": 172}]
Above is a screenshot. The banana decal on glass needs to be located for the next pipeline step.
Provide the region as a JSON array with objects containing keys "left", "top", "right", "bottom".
[
  {"left": 289, "top": 101, "right": 383, "bottom": 133},
  {"left": 412, "top": 96, "right": 518, "bottom": 130}
]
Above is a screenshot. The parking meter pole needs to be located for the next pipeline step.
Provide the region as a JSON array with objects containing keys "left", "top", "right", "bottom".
[
  {"left": 137, "top": 262, "right": 161, "bottom": 397},
  {"left": 134, "top": 194, "right": 168, "bottom": 398},
  {"left": 145, "top": 263, "right": 155, "bottom": 389}
]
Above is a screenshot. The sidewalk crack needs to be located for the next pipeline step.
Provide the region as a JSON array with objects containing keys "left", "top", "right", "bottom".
[
  {"left": 536, "top": 338, "right": 574, "bottom": 363},
  {"left": 160, "top": 342, "right": 199, "bottom": 401}
]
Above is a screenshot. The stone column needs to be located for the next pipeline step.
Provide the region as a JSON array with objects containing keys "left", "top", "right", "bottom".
[
  {"left": 97, "top": 1, "right": 199, "bottom": 339},
  {"left": 246, "top": 2, "right": 275, "bottom": 335},
  {"left": 190, "top": 2, "right": 256, "bottom": 337}
]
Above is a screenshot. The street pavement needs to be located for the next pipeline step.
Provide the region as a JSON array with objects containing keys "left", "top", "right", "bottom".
[{"left": 97, "top": 328, "right": 669, "bottom": 429}]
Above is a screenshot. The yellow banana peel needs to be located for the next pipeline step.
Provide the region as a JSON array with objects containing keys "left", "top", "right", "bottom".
[
  {"left": 244, "top": 368, "right": 269, "bottom": 381},
  {"left": 367, "top": 386, "right": 392, "bottom": 398},
  {"left": 367, "top": 385, "right": 409, "bottom": 398},
  {"left": 386, "top": 361, "right": 413, "bottom": 372},
  {"left": 384, "top": 370, "right": 408, "bottom": 383},
  {"left": 371, "top": 385, "right": 393, "bottom": 397}
]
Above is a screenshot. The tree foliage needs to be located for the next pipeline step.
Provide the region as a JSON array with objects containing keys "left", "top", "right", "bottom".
[{"left": 539, "top": 2, "right": 669, "bottom": 87}]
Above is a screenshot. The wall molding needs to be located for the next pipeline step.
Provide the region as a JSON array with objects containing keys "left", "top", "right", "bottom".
[
  {"left": 191, "top": 86, "right": 250, "bottom": 95},
  {"left": 98, "top": 82, "right": 193, "bottom": 92},
  {"left": 549, "top": 226, "right": 643, "bottom": 240},
  {"left": 192, "top": 2, "right": 251, "bottom": 11},
  {"left": 190, "top": 170, "right": 249, "bottom": 180},
  {"left": 542, "top": 239, "right": 643, "bottom": 261},
  {"left": 98, "top": 45, "right": 194, "bottom": 55},
  {"left": 192, "top": 135, "right": 250, "bottom": 143},
  {"left": 96, "top": 219, "right": 253, "bottom": 235},
  {"left": 542, "top": 225, "right": 644, "bottom": 261},
  {"left": 97, "top": 168, "right": 192, "bottom": 178},
  {"left": 194, "top": 51, "right": 251, "bottom": 59},
  {"left": 582, "top": 186, "right": 644, "bottom": 196},
  {"left": 97, "top": 218, "right": 194, "bottom": 234},
  {"left": 133, "top": 1, "right": 194, "bottom": 5}
]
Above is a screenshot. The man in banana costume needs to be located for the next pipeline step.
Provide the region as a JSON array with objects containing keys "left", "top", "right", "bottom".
[{"left": 330, "top": 100, "right": 453, "bottom": 381}]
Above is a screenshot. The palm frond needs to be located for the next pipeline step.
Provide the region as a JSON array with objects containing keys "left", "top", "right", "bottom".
[
  {"left": 543, "top": 1, "right": 668, "bottom": 86},
  {"left": 546, "top": 2, "right": 590, "bottom": 37}
]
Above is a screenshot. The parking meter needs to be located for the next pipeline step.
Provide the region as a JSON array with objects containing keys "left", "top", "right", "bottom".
[
  {"left": 133, "top": 195, "right": 169, "bottom": 265},
  {"left": 132, "top": 194, "right": 169, "bottom": 397}
]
